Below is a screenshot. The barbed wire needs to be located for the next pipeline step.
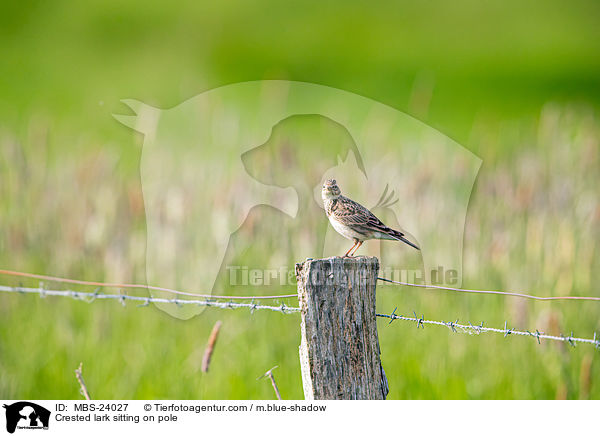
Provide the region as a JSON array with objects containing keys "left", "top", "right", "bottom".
[
  {"left": 0, "top": 285, "right": 299, "bottom": 313},
  {"left": 2, "top": 285, "right": 598, "bottom": 349},
  {"left": 377, "top": 277, "right": 600, "bottom": 301},
  {"left": 377, "top": 307, "right": 600, "bottom": 348},
  {"left": 0, "top": 269, "right": 297, "bottom": 300}
]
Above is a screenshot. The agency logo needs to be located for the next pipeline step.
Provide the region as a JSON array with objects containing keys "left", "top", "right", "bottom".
[{"left": 2, "top": 402, "right": 50, "bottom": 434}]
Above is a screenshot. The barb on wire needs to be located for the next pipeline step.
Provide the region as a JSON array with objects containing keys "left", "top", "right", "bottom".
[
  {"left": 376, "top": 276, "right": 600, "bottom": 302},
  {"left": 0, "top": 285, "right": 300, "bottom": 314},
  {"left": 377, "top": 310, "right": 600, "bottom": 349},
  {"left": 446, "top": 320, "right": 458, "bottom": 333},
  {"left": 526, "top": 330, "right": 542, "bottom": 344},
  {"left": 413, "top": 311, "right": 424, "bottom": 329},
  {"left": 388, "top": 307, "right": 398, "bottom": 325},
  {"left": 503, "top": 321, "right": 513, "bottom": 338}
]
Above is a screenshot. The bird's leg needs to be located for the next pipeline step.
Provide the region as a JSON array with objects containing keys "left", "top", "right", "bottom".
[
  {"left": 350, "top": 240, "right": 363, "bottom": 257},
  {"left": 344, "top": 239, "right": 358, "bottom": 257}
]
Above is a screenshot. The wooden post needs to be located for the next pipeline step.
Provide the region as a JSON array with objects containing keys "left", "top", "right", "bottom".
[{"left": 295, "top": 256, "right": 388, "bottom": 400}]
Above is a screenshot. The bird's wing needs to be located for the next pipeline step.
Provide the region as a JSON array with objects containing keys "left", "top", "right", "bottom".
[{"left": 333, "top": 196, "right": 404, "bottom": 236}]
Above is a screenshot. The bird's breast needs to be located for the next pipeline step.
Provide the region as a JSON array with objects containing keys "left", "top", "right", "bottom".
[
  {"left": 324, "top": 199, "right": 336, "bottom": 217},
  {"left": 328, "top": 215, "right": 370, "bottom": 241}
]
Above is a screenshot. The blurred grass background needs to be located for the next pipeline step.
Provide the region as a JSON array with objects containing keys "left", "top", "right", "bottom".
[{"left": 1, "top": 0, "right": 600, "bottom": 399}]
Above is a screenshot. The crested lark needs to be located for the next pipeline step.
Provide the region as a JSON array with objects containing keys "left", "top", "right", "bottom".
[{"left": 322, "top": 179, "right": 419, "bottom": 256}]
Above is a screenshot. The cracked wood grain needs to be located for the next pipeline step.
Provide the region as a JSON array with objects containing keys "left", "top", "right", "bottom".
[{"left": 296, "top": 256, "right": 388, "bottom": 400}]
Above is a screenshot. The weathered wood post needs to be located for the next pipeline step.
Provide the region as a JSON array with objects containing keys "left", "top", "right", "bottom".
[{"left": 295, "top": 256, "right": 388, "bottom": 400}]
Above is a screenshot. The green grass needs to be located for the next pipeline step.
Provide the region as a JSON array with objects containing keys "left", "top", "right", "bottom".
[{"left": 1, "top": 0, "right": 599, "bottom": 399}]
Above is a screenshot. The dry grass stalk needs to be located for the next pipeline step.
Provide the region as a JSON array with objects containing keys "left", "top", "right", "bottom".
[{"left": 201, "top": 321, "right": 222, "bottom": 373}]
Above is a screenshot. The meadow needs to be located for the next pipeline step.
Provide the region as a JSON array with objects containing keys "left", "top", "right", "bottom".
[{"left": 1, "top": 0, "right": 599, "bottom": 399}]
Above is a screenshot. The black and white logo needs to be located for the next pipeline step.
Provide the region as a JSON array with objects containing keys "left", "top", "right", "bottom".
[{"left": 3, "top": 402, "right": 50, "bottom": 434}]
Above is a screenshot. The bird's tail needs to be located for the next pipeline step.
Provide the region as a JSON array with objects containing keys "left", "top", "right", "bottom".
[{"left": 387, "top": 228, "right": 420, "bottom": 250}]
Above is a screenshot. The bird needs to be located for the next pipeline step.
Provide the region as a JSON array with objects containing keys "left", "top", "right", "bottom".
[{"left": 322, "top": 179, "right": 419, "bottom": 256}]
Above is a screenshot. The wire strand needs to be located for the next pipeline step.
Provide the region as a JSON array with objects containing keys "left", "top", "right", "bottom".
[
  {"left": 377, "top": 310, "right": 600, "bottom": 348},
  {"left": 0, "top": 285, "right": 299, "bottom": 313},
  {"left": 377, "top": 277, "right": 600, "bottom": 301},
  {"left": 0, "top": 269, "right": 297, "bottom": 300}
]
